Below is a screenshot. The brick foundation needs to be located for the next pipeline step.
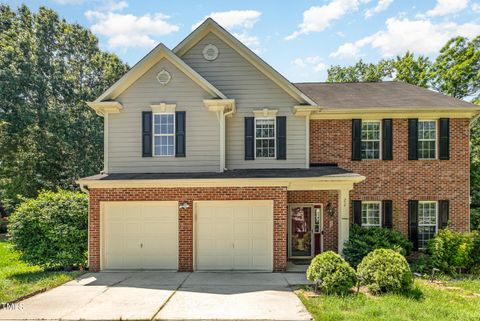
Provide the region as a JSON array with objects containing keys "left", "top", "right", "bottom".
[
  {"left": 88, "top": 187, "right": 288, "bottom": 272},
  {"left": 310, "top": 118, "right": 471, "bottom": 235}
]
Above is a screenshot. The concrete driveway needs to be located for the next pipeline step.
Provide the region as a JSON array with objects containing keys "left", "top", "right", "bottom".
[{"left": 0, "top": 272, "right": 312, "bottom": 321}]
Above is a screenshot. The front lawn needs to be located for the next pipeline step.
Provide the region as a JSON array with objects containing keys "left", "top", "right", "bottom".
[
  {"left": 297, "top": 278, "right": 480, "bottom": 321},
  {"left": 0, "top": 240, "right": 83, "bottom": 303}
]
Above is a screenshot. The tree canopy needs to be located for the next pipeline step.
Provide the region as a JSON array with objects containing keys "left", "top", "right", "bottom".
[{"left": 0, "top": 5, "right": 129, "bottom": 210}]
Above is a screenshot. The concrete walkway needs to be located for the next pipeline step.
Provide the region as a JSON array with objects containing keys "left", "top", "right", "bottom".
[{"left": 0, "top": 272, "right": 312, "bottom": 321}]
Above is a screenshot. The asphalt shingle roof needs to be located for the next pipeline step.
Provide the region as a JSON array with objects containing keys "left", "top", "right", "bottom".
[{"left": 294, "top": 81, "right": 477, "bottom": 109}]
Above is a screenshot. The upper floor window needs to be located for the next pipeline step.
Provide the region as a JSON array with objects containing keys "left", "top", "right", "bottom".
[
  {"left": 255, "top": 118, "right": 275, "bottom": 158},
  {"left": 418, "top": 201, "right": 437, "bottom": 249},
  {"left": 418, "top": 120, "right": 436, "bottom": 159},
  {"left": 361, "top": 121, "right": 381, "bottom": 160},
  {"left": 361, "top": 201, "right": 381, "bottom": 227},
  {"left": 153, "top": 113, "right": 175, "bottom": 156}
]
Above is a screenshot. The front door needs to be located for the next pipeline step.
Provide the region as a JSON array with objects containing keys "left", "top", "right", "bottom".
[{"left": 288, "top": 205, "right": 314, "bottom": 258}]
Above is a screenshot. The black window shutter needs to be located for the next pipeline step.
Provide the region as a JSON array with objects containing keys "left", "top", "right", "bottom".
[
  {"left": 142, "top": 111, "right": 152, "bottom": 157},
  {"left": 408, "top": 200, "right": 419, "bottom": 250},
  {"left": 408, "top": 119, "right": 418, "bottom": 160},
  {"left": 245, "top": 117, "right": 254, "bottom": 160},
  {"left": 276, "top": 116, "right": 287, "bottom": 160},
  {"left": 175, "top": 111, "right": 186, "bottom": 157},
  {"left": 382, "top": 119, "right": 393, "bottom": 160},
  {"left": 438, "top": 200, "right": 449, "bottom": 229},
  {"left": 352, "top": 119, "right": 362, "bottom": 161},
  {"left": 382, "top": 200, "right": 393, "bottom": 229},
  {"left": 352, "top": 200, "right": 362, "bottom": 226},
  {"left": 439, "top": 118, "right": 450, "bottom": 160}
]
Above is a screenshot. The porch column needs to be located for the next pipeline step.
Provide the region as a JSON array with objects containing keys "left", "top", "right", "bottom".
[{"left": 337, "top": 188, "right": 350, "bottom": 254}]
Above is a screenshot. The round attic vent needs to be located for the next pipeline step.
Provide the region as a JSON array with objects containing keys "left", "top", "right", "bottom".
[
  {"left": 156, "top": 69, "right": 171, "bottom": 86},
  {"left": 202, "top": 44, "right": 219, "bottom": 61}
]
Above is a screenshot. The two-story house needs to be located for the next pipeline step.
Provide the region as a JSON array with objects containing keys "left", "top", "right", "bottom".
[{"left": 78, "top": 19, "right": 480, "bottom": 272}]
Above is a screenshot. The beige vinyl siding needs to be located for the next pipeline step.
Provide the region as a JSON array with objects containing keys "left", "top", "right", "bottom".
[
  {"left": 109, "top": 59, "right": 220, "bottom": 173},
  {"left": 181, "top": 33, "right": 307, "bottom": 169}
]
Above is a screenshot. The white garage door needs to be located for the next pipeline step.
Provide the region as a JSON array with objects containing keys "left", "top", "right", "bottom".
[
  {"left": 102, "top": 201, "right": 178, "bottom": 270},
  {"left": 195, "top": 201, "right": 273, "bottom": 271}
]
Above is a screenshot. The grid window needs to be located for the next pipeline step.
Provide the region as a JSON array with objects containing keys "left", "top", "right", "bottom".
[
  {"left": 361, "top": 202, "right": 381, "bottom": 227},
  {"left": 361, "top": 121, "right": 381, "bottom": 160},
  {"left": 418, "top": 201, "right": 437, "bottom": 249},
  {"left": 418, "top": 120, "right": 436, "bottom": 159},
  {"left": 153, "top": 113, "right": 175, "bottom": 156},
  {"left": 255, "top": 118, "right": 275, "bottom": 158}
]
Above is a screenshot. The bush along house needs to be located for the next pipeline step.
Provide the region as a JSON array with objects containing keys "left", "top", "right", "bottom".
[{"left": 78, "top": 19, "right": 480, "bottom": 272}]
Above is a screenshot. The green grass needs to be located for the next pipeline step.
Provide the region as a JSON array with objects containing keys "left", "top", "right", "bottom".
[
  {"left": 297, "top": 278, "right": 480, "bottom": 321},
  {"left": 0, "top": 240, "right": 82, "bottom": 303}
]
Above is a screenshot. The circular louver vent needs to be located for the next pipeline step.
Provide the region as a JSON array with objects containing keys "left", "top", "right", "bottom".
[
  {"left": 156, "top": 69, "right": 171, "bottom": 86},
  {"left": 202, "top": 44, "right": 219, "bottom": 61}
]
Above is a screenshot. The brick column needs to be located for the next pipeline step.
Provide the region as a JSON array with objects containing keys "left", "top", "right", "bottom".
[
  {"left": 178, "top": 201, "right": 193, "bottom": 271},
  {"left": 273, "top": 188, "right": 288, "bottom": 271},
  {"left": 88, "top": 191, "right": 101, "bottom": 272}
]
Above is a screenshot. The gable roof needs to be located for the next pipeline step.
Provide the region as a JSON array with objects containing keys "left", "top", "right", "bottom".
[
  {"left": 173, "top": 18, "right": 317, "bottom": 106},
  {"left": 95, "top": 43, "right": 227, "bottom": 102},
  {"left": 294, "top": 81, "right": 479, "bottom": 109}
]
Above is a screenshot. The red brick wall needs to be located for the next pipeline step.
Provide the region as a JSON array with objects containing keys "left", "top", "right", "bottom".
[
  {"left": 88, "top": 187, "right": 288, "bottom": 272},
  {"left": 310, "top": 118, "right": 471, "bottom": 235},
  {"left": 287, "top": 191, "right": 339, "bottom": 252}
]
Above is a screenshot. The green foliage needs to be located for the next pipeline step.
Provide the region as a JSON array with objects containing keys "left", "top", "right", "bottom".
[
  {"left": 306, "top": 251, "right": 357, "bottom": 295},
  {"left": 343, "top": 225, "right": 413, "bottom": 268},
  {"left": 327, "top": 59, "right": 393, "bottom": 82},
  {"left": 471, "top": 208, "right": 480, "bottom": 231},
  {"left": 357, "top": 249, "right": 413, "bottom": 294},
  {"left": 392, "top": 52, "right": 431, "bottom": 87},
  {"left": 0, "top": 4, "right": 129, "bottom": 211},
  {"left": 427, "top": 229, "right": 477, "bottom": 274},
  {"left": 8, "top": 190, "right": 88, "bottom": 268}
]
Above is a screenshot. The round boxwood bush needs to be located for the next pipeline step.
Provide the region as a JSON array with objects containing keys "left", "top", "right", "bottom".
[
  {"left": 8, "top": 190, "right": 88, "bottom": 269},
  {"left": 306, "top": 251, "right": 357, "bottom": 295},
  {"left": 357, "top": 249, "right": 413, "bottom": 294},
  {"left": 343, "top": 225, "right": 413, "bottom": 268}
]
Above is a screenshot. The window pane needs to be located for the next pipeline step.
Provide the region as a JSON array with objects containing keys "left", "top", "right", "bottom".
[
  {"left": 418, "top": 202, "right": 437, "bottom": 249},
  {"left": 361, "top": 121, "right": 380, "bottom": 160},
  {"left": 361, "top": 202, "right": 381, "bottom": 227},
  {"left": 255, "top": 118, "right": 275, "bottom": 158},
  {"left": 418, "top": 121, "right": 436, "bottom": 159},
  {"left": 153, "top": 113, "right": 175, "bottom": 156}
]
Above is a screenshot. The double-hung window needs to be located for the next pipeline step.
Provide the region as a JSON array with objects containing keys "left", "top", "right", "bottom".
[
  {"left": 418, "top": 201, "right": 437, "bottom": 249},
  {"left": 361, "top": 121, "right": 381, "bottom": 160},
  {"left": 255, "top": 118, "right": 275, "bottom": 158},
  {"left": 361, "top": 201, "right": 381, "bottom": 227},
  {"left": 418, "top": 120, "right": 437, "bottom": 159},
  {"left": 153, "top": 113, "right": 175, "bottom": 156}
]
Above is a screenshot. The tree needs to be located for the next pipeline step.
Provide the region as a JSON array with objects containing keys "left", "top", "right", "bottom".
[
  {"left": 429, "top": 36, "right": 480, "bottom": 99},
  {"left": 327, "top": 59, "right": 393, "bottom": 82},
  {"left": 393, "top": 52, "right": 431, "bottom": 88},
  {"left": 0, "top": 5, "right": 129, "bottom": 211}
]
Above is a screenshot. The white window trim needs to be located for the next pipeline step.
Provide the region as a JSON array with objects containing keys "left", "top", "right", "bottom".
[
  {"left": 361, "top": 120, "right": 382, "bottom": 160},
  {"left": 418, "top": 201, "right": 438, "bottom": 250},
  {"left": 254, "top": 117, "right": 276, "bottom": 159},
  {"left": 361, "top": 201, "right": 382, "bottom": 227},
  {"left": 153, "top": 112, "right": 175, "bottom": 157},
  {"left": 418, "top": 119, "right": 438, "bottom": 160}
]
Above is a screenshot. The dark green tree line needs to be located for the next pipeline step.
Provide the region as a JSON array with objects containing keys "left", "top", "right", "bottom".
[{"left": 0, "top": 5, "right": 129, "bottom": 211}]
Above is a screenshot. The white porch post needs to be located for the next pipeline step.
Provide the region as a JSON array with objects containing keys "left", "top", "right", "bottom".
[{"left": 337, "top": 188, "right": 351, "bottom": 254}]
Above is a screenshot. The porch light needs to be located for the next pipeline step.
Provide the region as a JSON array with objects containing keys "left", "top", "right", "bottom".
[
  {"left": 179, "top": 202, "right": 190, "bottom": 209},
  {"left": 326, "top": 202, "right": 335, "bottom": 217}
]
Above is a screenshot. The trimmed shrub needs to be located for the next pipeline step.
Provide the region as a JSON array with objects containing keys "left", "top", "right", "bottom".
[
  {"left": 343, "top": 225, "right": 413, "bottom": 267},
  {"left": 8, "top": 190, "right": 88, "bottom": 269},
  {"left": 357, "top": 249, "right": 413, "bottom": 294},
  {"left": 306, "top": 251, "right": 357, "bottom": 295},
  {"left": 427, "top": 229, "right": 477, "bottom": 274}
]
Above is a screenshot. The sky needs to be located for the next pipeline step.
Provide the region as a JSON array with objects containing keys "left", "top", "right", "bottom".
[{"left": 5, "top": 0, "right": 480, "bottom": 82}]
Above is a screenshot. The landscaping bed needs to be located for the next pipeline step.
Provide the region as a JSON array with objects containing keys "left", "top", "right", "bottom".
[
  {"left": 0, "top": 240, "right": 83, "bottom": 304},
  {"left": 297, "top": 278, "right": 480, "bottom": 321}
]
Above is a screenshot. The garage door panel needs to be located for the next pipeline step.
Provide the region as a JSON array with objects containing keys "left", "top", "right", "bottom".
[
  {"left": 195, "top": 201, "right": 273, "bottom": 271},
  {"left": 102, "top": 202, "right": 178, "bottom": 270}
]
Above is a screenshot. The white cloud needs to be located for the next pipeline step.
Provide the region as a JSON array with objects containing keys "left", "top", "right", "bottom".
[
  {"left": 286, "top": 0, "right": 370, "bottom": 40},
  {"left": 85, "top": 11, "right": 179, "bottom": 48},
  {"left": 426, "top": 0, "right": 469, "bottom": 17},
  {"left": 292, "top": 56, "right": 327, "bottom": 72},
  {"left": 51, "top": 0, "right": 86, "bottom": 4},
  {"left": 472, "top": 3, "right": 480, "bottom": 12},
  {"left": 192, "top": 10, "right": 261, "bottom": 30},
  {"left": 364, "top": 0, "right": 394, "bottom": 18},
  {"left": 330, "top": 17, "right": 480, "bottom": 58},
  {"left": 232, "top": 32, "right": 260, "bottom": 47}
]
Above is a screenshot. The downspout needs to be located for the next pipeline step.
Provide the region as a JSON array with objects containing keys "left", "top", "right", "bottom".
[
  {"left": 216, "top": 111, "right": 225, "bottom": 173},
  {"left": 103, "top": 113, "right": 109, "bottom": 174},
  {"left": 305, "top": 114, "right": 310, "bottom": 168}
]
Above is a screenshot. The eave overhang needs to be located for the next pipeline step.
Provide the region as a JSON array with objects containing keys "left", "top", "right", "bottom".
[{"left": 86, "top": 101, "right": 123, "bottom": 117}]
